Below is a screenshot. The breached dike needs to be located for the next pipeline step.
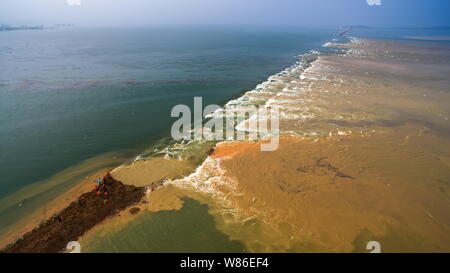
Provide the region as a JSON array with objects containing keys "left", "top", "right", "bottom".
[{"left": 1, "top": 173, "right": 145, "bottom": 253}]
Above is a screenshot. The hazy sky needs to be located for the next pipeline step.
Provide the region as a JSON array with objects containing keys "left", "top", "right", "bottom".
[{"left": 1, "top": 0, "right": 449, "bottom": 27}]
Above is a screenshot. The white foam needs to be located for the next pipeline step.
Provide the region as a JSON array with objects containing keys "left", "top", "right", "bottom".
[{"left": 170, "top": 156, "right": 238, "bottom": 203}]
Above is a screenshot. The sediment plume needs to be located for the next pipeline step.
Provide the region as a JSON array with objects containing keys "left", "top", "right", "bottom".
[{"left": 165, "top": 38, "right": 450, "bottom": 252}]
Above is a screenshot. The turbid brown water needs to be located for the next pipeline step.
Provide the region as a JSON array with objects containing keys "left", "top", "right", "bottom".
[{"left": 112, "top": 37, "right": 450, "bottom": 252}]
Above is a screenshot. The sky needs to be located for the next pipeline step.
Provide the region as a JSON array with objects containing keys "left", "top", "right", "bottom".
[{"left": 1, "top": 0, "right": 449, "bottom": 27}]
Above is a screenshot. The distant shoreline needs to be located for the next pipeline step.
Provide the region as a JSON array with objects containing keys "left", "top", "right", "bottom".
[
  {"left": 0, "top": 24, "right": 44, "bottom": 32},
  {"left": 403, "top": 36, "right": 450, "bottom": 41}
]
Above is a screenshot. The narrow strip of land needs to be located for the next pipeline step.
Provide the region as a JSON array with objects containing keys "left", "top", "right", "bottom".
[{"left": 1, "top": 173, "right": 145, "bottom": 253}]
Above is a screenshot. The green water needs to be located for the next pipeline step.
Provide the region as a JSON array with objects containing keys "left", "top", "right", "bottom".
[{"left": 82, "top": 198, "right": 246, "bottom": 253}]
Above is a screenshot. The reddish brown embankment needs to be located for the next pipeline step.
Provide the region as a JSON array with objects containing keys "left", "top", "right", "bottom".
[{"left": 1, "top": 173, "right": 145, "bottom": 253}]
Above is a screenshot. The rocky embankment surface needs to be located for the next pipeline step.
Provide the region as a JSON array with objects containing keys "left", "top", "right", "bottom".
[{"left": 1, "top": 173, "right": 145, "bottom": 253}]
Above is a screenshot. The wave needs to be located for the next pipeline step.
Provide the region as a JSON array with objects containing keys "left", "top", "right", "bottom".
[
  {"left": 161, "top": 36, "right": 354, "bottom": 196},
  {"left": 117, "top": 37, "right": 351, "bottom": 164}
]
